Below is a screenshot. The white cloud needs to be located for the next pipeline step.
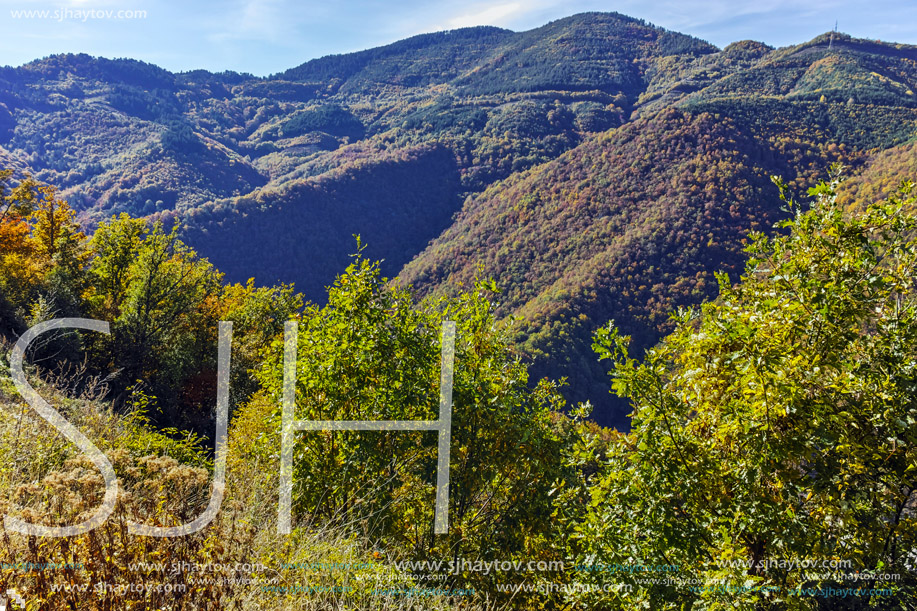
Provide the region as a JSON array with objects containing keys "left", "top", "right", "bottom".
[
  {"left": 441, "top": 1, "right": 528, "bottom": 29},
  {"left": 206, "top": 0, "right": 295, "bottom": 43}
]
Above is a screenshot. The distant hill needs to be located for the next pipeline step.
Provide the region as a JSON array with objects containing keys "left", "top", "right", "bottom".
[{"left": 2, "top": 12, "right": 917, "bottom": 424}]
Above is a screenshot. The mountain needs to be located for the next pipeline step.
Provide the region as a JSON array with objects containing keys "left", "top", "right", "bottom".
[
  {"left": 398, "top": 31, "right": 917, "bottom": 424},
  {"left": 2, "top": 13, "right": 917, "bottom": 424},
  {"left": 400, "top": 108, "right": 786, "bottom": 421}
]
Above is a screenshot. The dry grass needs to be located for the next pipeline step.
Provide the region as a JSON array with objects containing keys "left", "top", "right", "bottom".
[{"left": 0, "top": 343, "right": 502, "bottom": 610}]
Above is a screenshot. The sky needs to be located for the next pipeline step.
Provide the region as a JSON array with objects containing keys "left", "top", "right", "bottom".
[{"left": 1, "top": 0, "right": 917, "bottom": 76}]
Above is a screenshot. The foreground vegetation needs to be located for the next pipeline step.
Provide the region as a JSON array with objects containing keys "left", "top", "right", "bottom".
[{"left": 2, "top": 166, "right": 917, "bottom": 609}]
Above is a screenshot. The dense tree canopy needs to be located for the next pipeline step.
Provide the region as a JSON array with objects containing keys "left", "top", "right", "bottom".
[
  {"left": 229, "top": 254, "right": 579, "bottom": 600},
  {"left": 572, "top": 169, "right": 917, "bottom": 609},
  {"left": 0, "top": 176, "right": 302, "bottom": 434}
]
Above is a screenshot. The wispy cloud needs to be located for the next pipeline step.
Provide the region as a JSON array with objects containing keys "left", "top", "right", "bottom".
[
  {"left": 206, "top": 0, "right": 292, "bottom": 42},
  {"left": 440, "top": 2, "right": 526, "bottom": 29}
]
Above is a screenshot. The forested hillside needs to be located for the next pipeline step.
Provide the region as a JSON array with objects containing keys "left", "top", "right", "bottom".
[
  {"left": 400, "top": 109, "right": 787, "bottom": 423},
  {"left": 4, "top": 11, "right": 917, "bottom": 607},
  {"left": 3, "top": 164, "right": 916, "bottom": 609},
  {"left": 2, "top": 11, "right": 917, "bottom": 422}
]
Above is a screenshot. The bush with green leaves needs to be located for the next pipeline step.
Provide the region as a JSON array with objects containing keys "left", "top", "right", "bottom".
[
  {"left": 572, "top": 168, "right": 917, "bottom": 609},
  {"left": 84, "top": 213, "right": 301, "bottom": 432},
  {"left": 233, "top": 252, "right": 579, "bottom": 600}
]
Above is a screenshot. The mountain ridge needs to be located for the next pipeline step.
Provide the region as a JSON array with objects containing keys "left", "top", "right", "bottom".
[{"left": 2, "top": 12, "right": 917, "bottom": 423}]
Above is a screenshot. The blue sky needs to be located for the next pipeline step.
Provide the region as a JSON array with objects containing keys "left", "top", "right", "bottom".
[{"left": 2, "top": 0, "right": 917, "bottom": 76}]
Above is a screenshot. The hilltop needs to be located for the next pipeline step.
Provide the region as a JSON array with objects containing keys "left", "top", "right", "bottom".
[{"left": 2, "top": 12, "right": 917, "bottom": 423}]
